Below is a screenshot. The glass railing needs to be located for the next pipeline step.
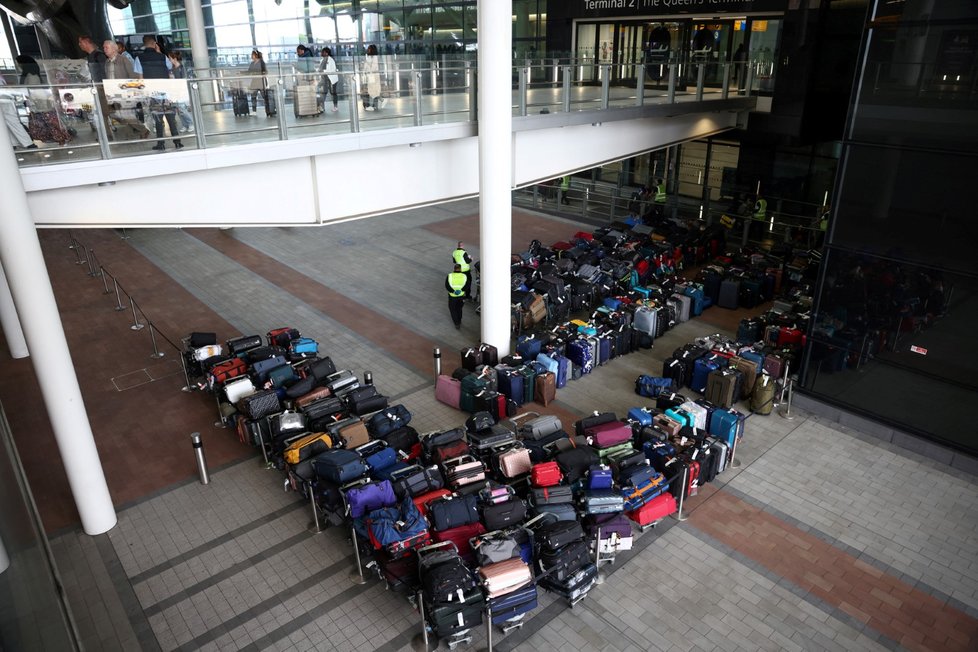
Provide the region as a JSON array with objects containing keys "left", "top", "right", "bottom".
[
  {"left": 3, "top": 57, "right": 757, "bottom": 169},
  {"left": 862, "top": 59, "right": 978, "bottom": 106}
]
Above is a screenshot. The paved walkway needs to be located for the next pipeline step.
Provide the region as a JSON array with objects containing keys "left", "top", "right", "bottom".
[{"left": 2, "top": 199, "right": 976, "bottom": 651}]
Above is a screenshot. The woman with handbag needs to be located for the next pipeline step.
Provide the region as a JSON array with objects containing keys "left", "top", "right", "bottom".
[
  {"left": 360, "top": 44, "right": 381, "bottom": 111},
  {"left": 247, "top": 50, "right": 268, "bottom": 114},
  {"left": 319, "top": 47, "right": 340, "bottom": 113}
]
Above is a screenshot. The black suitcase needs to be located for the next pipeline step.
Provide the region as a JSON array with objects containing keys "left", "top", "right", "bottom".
[
  {"left": 227, "top": 334, "right": 263, "bottom": 355},
  {"left": 239, "top": 389, "right": 281, "bottom": 420},
  {"left": 468, "top": 424, "right": 515, "bottom": 451},
  {"left": 232, "top": 91, "right": 249, "bottom": 116},
  {"left": 427, "top": 588, "right": 483, "bottom": 636},
  {"left": 349, "top": 393, "right": 388, "bottom": 415},
  {"left": 574, "top": 412, "right": 617, "bottom": 437},
  {"left": 188, "top": 332, "right": 217, "bottom": 348},
  {"left": 381, "top": 426, "right": 419, "bottom": 453},
  {"left": 263, "top": 88, "right": 277, "bottom": 116}
]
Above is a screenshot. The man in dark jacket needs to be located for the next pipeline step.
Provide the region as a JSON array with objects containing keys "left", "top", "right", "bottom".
[
  {"left": 78, "top": 35, "right": 114, "bottom": 139},
  {"left": 138, "top": 36, "right": 183, "bottom": 151}
]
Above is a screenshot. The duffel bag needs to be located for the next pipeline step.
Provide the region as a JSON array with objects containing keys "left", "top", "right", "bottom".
[
  {"left": 390, "top": 464, "right": 444, "bottom": 498},
  {"left": 481, "top": 498, "right": 527, "bottom": 531},
  {"left": 381, "top": 426, "right": 420, "bottom": 454},
  {"left": 427, "top": 493, "right": 479, "bottom": 531},
  {"left": 367, "top": 404, "right": 412, "bottom": 437},
  {"left": 347, "top": 479, "right": 397, "bottom": 518}
]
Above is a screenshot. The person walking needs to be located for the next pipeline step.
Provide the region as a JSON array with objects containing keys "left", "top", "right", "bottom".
[
  {"left": 559, "top": 175, "right": 571, "bottom": 205},
  {"left": 445, "top": 264, "right": 471, "bottom": 330},
  {"left": 247, "top": 50, "right": 267, "bottom": 114},
  {"left": 138, "top": 35, "right": 183, "bottom": 151},
  {"left": 361, "top": 44, "right": 382, "bottom": 111},
  {"left": 750, "top": 194, "right": 768, "bottom": 241},
  {"left": 319, "top": 47, "right": 340, "bottom": 112},
  {"left": 452, "top": 241, "right": 473, "bottom": 286}
]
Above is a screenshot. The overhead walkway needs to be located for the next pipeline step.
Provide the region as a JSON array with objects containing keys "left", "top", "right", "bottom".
[{"left": 8, "top": 60, "right": 756, "bottom": 228}]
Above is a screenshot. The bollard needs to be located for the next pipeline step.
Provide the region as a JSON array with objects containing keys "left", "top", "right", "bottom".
[
  {"left": 363, "top": 371, "right": 373, "bottom": 386},
  {"left": 433, "top": 347, "right": 441, "bottom": 385},
  {"left": 213, "top": 392, "right": 226, "bottom": 429},
  {"left": 191, "top": 432, "right": 209, "bottom": 485},
  {"left": 148, "top": 323, "right": 165, "bottom": 359},
  {"left": 308, "top": 489, "right": 325, "bottom": 534},
  {"left": 674, "top": 465, "right": 689, "bottom": 522},
  {"left": 113, "top": 278, "right": 126, "bottom": 311},
  {"left": 100, "top": 267, "right": 112, "bottom": 295},
  {"left": 350, "top": 525, "right": 367, "bottom": 584},
  {"left": 129, "top": 297, "right": 145, "bottom": 330},
  {"left": 776, "top": 360, "right": 791, "bottom": 406}
]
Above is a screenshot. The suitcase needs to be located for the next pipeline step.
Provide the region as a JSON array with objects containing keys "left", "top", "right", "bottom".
[
  {"left": 232, "top": 90, "right": 249, "bottom": 116},
  {"left": 751, "top": 374, "right": 776, "bottom": 415},
  {"left": 580, "top": 490, "right": 624, "bottom": 515},
  {"left": 530, "top": 485, "right": 574, "bottom": 506},
  {"left": 325, "top": 370, "right": 359, "bottom": 396},
  {"left": 349, "top": 391, "right": 389, "bottom": 416},
  {"left": 705, "top": 369, "right": 738, "bottom": 409},
  {"left": 427, "top": 588, "right": 483, "bottom": 637},
  {"left": 391, "top": 464, "right": 444, "bottom": 498},
  {"left": 312, "top": 448, "right": 367, "bottom": 484},
  {"left": 227, "top": 334, "right": 263, "bottom": 355},
  {"left": 587, "top": 465, "right": 614, "bottom": 490},
  {"left": 717, "top": 279, "right": 740, "bottom": 309},
  {"left": 224, "top": 376, "right": 257, "bottom": 404},
  {"left": 534, "top": 372, "right": 556, "bottom": 406},
  {"left": 367, "top": 404, "right": 412, "bottom": 437},
  {"left": 489, "top": 584, "right": 538, "bottom": 623},
  {"left": 626, "top": 492, "right": 677, "bottom": 526},
  {"left": 428, "top": 493, "right": 480, "bottom": 531},
  {"left": 378, "top": 552, "right": 419, "bottom": 595},
  {"left": 708, "top": 408, "right": 745, "bottom": 448},
  {"left": 679, "top": 400, "right": 709, "bottom": 431},
  {"left": 584, "top": 513, "right": 633, "bottom": 552},
  {"left": 530, "top": 461, "right": 563, "bottom": 487},
  {"left": 574, "top": 412, "right": 617, "bottom": 437},
  {"left": 188, "top": 332, "right": 217, "bottom": 348},
  {"left": 303, "top": 357, "right": 338, "bottom": 381},
  {"left": 468, "top": 425, "right": 515, "bottom": 452},
  {"left": 239, "top": 389, "right": 281, "bottom": 420},
  {"left": 283, "top": 431, "right": 333, "bottom": 465},
  {"left": 413, "top": 488, "right": 452, "bottom": 517},
  {"left": 481, "top": 498, "right": 528, "bottom": 531},
  {"left": 585, "top": 421, "right": 632, "bottom": 449},
  {"left": 479, "top": 558, "right": 533, "bottom": 598},
  {"left": 539, "top": 562, "right": 597, "bottom": 602},
  {"left": 267, "top": 327, "right": 300, "bottom": 347},
  {"left": 496, "top": 445, "right": 532, "bottom": 478},
  {"left": 435, "top": 375, "right": 462, "bottom": 409},
  {"left": 443, "top": 455, "right": 486, "bottom": 489},
  {"left": 336, "top": 420, "right": 370, "bottom": 449},
  {"left": 730, "top": 356, "right": 758, "bottom": 399},
  {"left": 293, "top": 82, "right": 322, "bottom": 117},
  {"left": 433, "top": 522, "right": 487, "bottom": 562}
]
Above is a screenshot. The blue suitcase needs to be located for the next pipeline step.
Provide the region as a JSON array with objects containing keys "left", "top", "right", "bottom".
[
  {"left": 691, "top": 356, "right": 721, "bottom": 394},
  {"left": 708, "top": 408, "right": 746, "bottom": 447},
  {"left": 553, "top": 354, "right": 570, "bottom": 388},
  {"left": 489, "top": 584, "right": 538, "bottom": 623},
  {"left": 566, "top": 340, "right": 594, "bottom": 375},
  {"left": 536, "top": 352, "right": 558, "bottom": 374},
  {"left": 627, "top": 407, "right": 655, "bottom": 427},
  {"left": 587, "top": 465, "right": 613, "bottom": 490},
  {"left": 313, "top": 449, "right": 368, "bottom": 484},
  {"left": 580, "top": 490, "right": 624, "bottom": 515},
  {"left": 497, "top": 369, "right": 525, "bottom": 406},
  {"left": 738, "top": 350, "right": 765, "bottom": 373},
  {"left": 683, "top": 286, "right": 705, "bottom": 316},
  {"left": 516, "top": 334, "right": 544, "bottom": 360}
]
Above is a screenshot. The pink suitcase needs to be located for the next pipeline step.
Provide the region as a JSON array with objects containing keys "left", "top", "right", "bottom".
[
  {"left": 435, "top": 374, "right": 461, "bottom": 409},
  {"left": 478, "top": 557, "right": 533, "bottom": 598},
  {"left": 497, "top": 446, "right": 532, "bottom": 478}
]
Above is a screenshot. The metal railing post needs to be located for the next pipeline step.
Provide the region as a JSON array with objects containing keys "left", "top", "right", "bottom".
[
  {"left": 71, "top": 239, "right": 84, "bottom": 265},
  {"left": 148, "top": 323, "right": 165, "bottom": 359},
  {"left": 85, "top": 249, "right": 97, "bottom": 277},
  {"left": 89, "top": 86, "right": 112, "bottom": 160},
  {"left": 745, "top": 63, "right": 755, "bottom": 97},
  {"left": 189, "top": 82, "right": 207, "bottom": 149},
  {"left": 350, "top": 525, "right": 367, "bottom": 584},
  {"left": 275, "top": 78, "right": 288, "bottom": 140},
  {"left": 308, "top": 488, "right": 325, "bottom": 534},
  {"left": 518, "top": 67, "right": 528, "bottom": 116},
  {"left": 696, "top": 64, "right": 705, "bottom": 101},
  {"left": 635, "top": 63, "right": 646, "bottom": 106},
  {"left": 466, "top": 61, "right": 477, "bottom": 122},
  {"left": 413, "top": 72, "right": 423, "bottom": 127},
  {"left": 600, "top": 64, "right": 611, "bottom": 109},
  {"left": 722, "top": 63, "right": 731, "bottom": 100},
  {"left": 100, "top": 267, "right": 112, "bottom": 294},
  {"left": 674, "top": 465, "right": 689, "bottom": 522},
  {"left": 348, "top": 74, "right": 361, "bottom": 133},
  {"left": 191, "top": 432, "right": 209, "bottom": 485},
  {"left": 561, "top": 65, "right": 572, "bottom": 113},
  {"left": 779, "top": 377, "right": 796, "bottom": 420},
  {"left": 129, "top": 297, "right": 144, "bottom": 331},
  {"left": 594, "top": 526, "right": 606, "bottom": 584},
  {"left": 410, "top": 592, "right": 435, "bottom": 652},
  {"left": 112, "top": 278, "right": 126, "bottom": 311},
  {"left": 667, "top": 65, "right": 677, "bottom": 103}
]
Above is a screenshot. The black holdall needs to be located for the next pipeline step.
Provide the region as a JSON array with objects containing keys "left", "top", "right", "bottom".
[
  {"left": 481, "top": 498, "right": 527, "bottom": 531},
  {"left": 427, "top": 493, "right": 479, "bottom": 531},
  {"left": 391, "top": 464, "right": 444, "bottom": 498}
]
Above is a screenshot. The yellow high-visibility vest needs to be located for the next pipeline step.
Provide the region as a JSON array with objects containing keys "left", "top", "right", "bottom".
[
  {"left": 452, "top": 249, "right": 470, "bottom": 272},
  {"left": 447, "top": 272, "right": 467, "bottom": 296}
]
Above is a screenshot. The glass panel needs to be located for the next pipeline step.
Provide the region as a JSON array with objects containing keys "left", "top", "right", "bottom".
[
  {"left": 748, "top": 18, "right": 780, "bottom": 94},
  {"left": 801, "top": 251, "right": 978, "bottom": 453},
  {"left": 576, "top": 23, "right": 597, "bottom": 81},
  {"left": 0, "top": 406, "right": 80, "bottom": 651}
]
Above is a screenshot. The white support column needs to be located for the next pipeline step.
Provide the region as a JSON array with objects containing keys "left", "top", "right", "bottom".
[
  {"left": 0, "top": 117, "right": 116, "bottom": 536},
  {"left": 0, "top": 262, "right": 28, "bottom": 359},
  {"left": 477, "top": 1, "right": 513, "bottom": 357},
  {"left": 184, "top": 0, "right": 215, "bottom": 105}
]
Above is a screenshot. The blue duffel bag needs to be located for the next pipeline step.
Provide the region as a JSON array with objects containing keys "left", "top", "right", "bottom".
[{"left": 635, "top": 374, "right": 674, "bottom": 398}]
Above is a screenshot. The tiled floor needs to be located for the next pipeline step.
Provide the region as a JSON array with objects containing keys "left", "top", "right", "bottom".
[{"left": 3, "top": 199, "right": 977, "bottom": 651}]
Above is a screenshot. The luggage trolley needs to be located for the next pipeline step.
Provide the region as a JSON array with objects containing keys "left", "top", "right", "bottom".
[
  {"left": 523, "top": 514, "right": 597, "bottom": 608},
  {"left": 415, "top": 541, "right": 483, "bottom": 650}
]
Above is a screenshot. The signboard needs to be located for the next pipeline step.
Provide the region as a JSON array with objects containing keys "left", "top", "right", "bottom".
[{"left": 571, "top": 0, "right": 788, "bottom": 19}]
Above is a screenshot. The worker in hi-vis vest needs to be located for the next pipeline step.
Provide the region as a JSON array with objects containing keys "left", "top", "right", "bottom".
[
  {"left": 751, "top": 195, "right": 768, "bottom": 241},
  {"left": 445, "top": 264, "right": 471, "bottom": 330},
  {"left": 452, "top": 241, "right": 473, "bottom": 285},
  {"left": 654, "top": 178, "right": 667, "bottom": 204}
]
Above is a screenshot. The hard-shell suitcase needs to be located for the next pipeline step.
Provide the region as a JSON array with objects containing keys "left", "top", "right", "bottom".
[
  {"left": 467, "top": 425, "right": 515, "bottom": 452},
  {"left": 435, "top": 374, "right": 462, "bottom": 409},
  {"left": 293, "top": 82, "right": 322, "bottom": 117},
  {"left": 530, "top": 485, "right": 574, "bottom": 506},
  {"left": 427, "top": 589, "right": 483, "bottom": 637},
  {"left": 224, "top": 376, "right": 257, "bottom": 404},
  {"left": 717, "top": 279, "right": 740, "bottom": 309},
  {"left": 626, "top": 492, "right": 677, "bottom": 526},
  {"left": 232, "top": 91, "right": 249, "bottom": 116},
  {"left": 489, "top": 584, "right": 538, "bottom": 623},
  {"left": 227, "top": 334, "right": 263, "bottom": 355},
  {"left": 479, "top": 557, "right": 533, "bottom": 598},
  {"left": 584, "top": 512, "right": 633, "bottom": 552},
  {"left": 708, "top": 408, "right": 745, "bottom": 448},
  {"left": 530, "top": 461, "right": 562, "bottom": 487},
  {"left": 496, "top": 446, "right": 532, "bottom": 478},
  {"left": 580, "top": 490, "right": 624, "bottom": 515},
  {"left": 539, "top": 562, "right": 596, "bottom": 602},
  {"left": 679, "top": 400, "right": 709, "bottom": 431},
  {"left": 518, "top": 414, "right": 562, "bottom": 440},
  {"left": 443, "top": 454, "right": 486, "bottom": 488}
]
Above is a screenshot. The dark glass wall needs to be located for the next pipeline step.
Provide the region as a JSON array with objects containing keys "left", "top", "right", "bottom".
[{"left": 799, "top": 0, "right": 978, "bottom": 454}]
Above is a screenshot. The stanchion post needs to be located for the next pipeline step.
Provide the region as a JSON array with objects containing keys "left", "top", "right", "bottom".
[
  {"left": 729, "top": 431, "right": 742, "bottom": 468},
  {"left": 213, "top": 392, "right": 226, "bottom": 428},
  {"left": 364, "top": 371, "right": 373, "bottom": 386},
  {"left": 594, "top": 526, "right": 606, "bottom": 584},
  {"left": 148, "top": 323, "right": 166, "bottom": 359},
  {"left": 776, "top": 360, "right": 791, "bottom": 406},
  {"left": 113, "top": 278, "right": 126, "bottom": 311},
  {"left": 349, "top": 525, "right": 367, "bottom": 584},
  {"left": 68, "top": 232, "right": 76, "bottom": 250},
  {"left": 129, "top": 297, "right": 145, "bottom": 330},
  {"left": 180, "top": 349, "right": 195, "bottom": 392},
  {"left": 100, "top": 267, "right": 112, "bottom": 295},
  {"left": 433, "top": 347, "right": 441, "bottom": 386},
  {"left": 674, "top": 466, "right": 689, "bottom": 522},
  {"left": 191, "top": 432, "right": 209, "bottom": 485},
  {"left": 71, "top": 240, "right": 84, "bottom": 264},
  {"left": 308, "top": 488, "right": 325, "bottom": 534},
  {"left": 477, "top": 605, "right": 493, "bottom": 652},
  {"left": 779, "top": 378, "right": 796, "bottom": 420},
  {"left": 85, "top": 249, "right": 97, "bottom": 277},
  {"left": 255, "top": 424, "right": 273, "bottom": 468},
  {"left": 410, "top": 592, "right": 436, "bottom": 652}
]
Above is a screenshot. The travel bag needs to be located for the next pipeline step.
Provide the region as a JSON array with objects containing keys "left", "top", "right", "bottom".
[
  {"left": 479, "top": 558, "right": 533, "bottom": 598},
  {"left": 584, "top": 513, "right": 633, "bottom": 552},
  {"left": 555, "top": 447, "right": 600, "bottom": 483},
  {"left": 239, "top": 389, "right": 281, "bottom": 420},
  {"left": 443, "top": 455, "right": 486, "bottom": 489},
  {"left": 188, "top": 332, "right": 217, "bottom": 348},
  {"left": 381, "top": 426, "right": 420, "bottom": 454},
  {"left": 283, "top": 431, "right": 332, "bottom": 465},
  {"left": 336, "top": 420, "right": 370, "bottom": 449},
  {"left": 208, "top": 357, "right": 248, "bottom": 388},
  {"left": 585, "top": 421, "right": 632, "bottom": 448},
  {"left": 530, "top": 461, "right": 563, "bottom": 487},
  {"left": 516, "top": 414, "right": 562, "bottom": 440},
  {"left": 481, "top": 497, "right": 528, "bottom": 531},
  {"left": 266, "top": 327, "right": 300, "bottom": 347},
  {"left": 313, "top": 448, "right": 367, "bottom": 484},
  {"left": 435, "top": 374, "right": 462, "bottom": 409},
  {"left": 347, "top": 480, "right": 397, "bottom": 518},
  {"left": 226, "top": 334, "right": 263, "bottom": 356},
  {"left": 390, "top": 464, "right": 444, "bottom": 498},
  {"left": 427, "top": 493, "right": 480, "bottom": 531},
  {"left": 367, "top": 404, "right": 412, "bottom": 437}
]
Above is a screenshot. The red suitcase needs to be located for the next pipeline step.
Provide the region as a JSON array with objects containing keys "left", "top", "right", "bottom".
[
  {"left": 626, "top": 492, "right": 677, "bottom": 527},
  {"left": 433, "top": 522, "right": 487, "bottom": 561},
  {"left": 530, "top": 461, "right": 562, "bottom": 487}
]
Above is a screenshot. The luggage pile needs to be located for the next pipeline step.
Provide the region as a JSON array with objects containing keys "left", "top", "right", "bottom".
[{"left": 182, "top": 324, "right": 743, "bottom": 646}]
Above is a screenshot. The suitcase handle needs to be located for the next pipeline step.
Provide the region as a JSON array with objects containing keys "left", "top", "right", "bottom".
[
  {"left": 522, "top": 512, "right": 558, "bottom": 532},
  {"left": 504, "top": 411, "right": 541, "bottom": 429},
  {"left": 417, "top": 540, "right": 459, "bottom": 556}
]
